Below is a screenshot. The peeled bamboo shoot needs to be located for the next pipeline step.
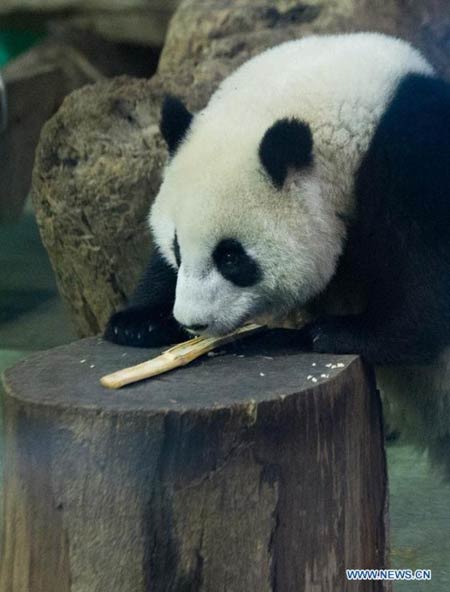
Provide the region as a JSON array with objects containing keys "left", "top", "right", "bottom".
[{"left": 100, "top": 323, "right": 264, "bottom": 389}]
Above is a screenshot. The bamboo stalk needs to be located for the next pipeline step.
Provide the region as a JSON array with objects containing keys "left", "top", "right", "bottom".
[{"left": 101, "top": 324, "right": 264, "bottom": 389}]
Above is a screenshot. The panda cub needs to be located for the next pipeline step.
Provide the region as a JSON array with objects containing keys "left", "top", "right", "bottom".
[{"left": 105, "top": 33, "right": 450, "bottom": 472}]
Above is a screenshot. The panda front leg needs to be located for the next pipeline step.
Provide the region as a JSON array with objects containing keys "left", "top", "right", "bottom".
[
  {"left": 104, "top": 249, "right": 188, "bottom": 347},
  {"left": 300, "top": 312, "right": 436, "bottom": 365}
]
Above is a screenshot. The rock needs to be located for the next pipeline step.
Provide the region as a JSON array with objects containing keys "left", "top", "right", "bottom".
[
  {"left": 59, "top": 8, "right": 177, "bottom": 48},
  {"left": 159, "top": 0, "right": 450, "bottom": 108},
  {"left": 47, "top": 22, "right": 161, "bottom": 78},
  {"left": 0, "top": 0, "right": 178, "bottom": 14},
  {"left": 1, "top": 1, "right": 180, "bottom": 47},
  {"left": 0, "top": 40, "right": 104, "bottom": 224},
  {"left": 32, "top": 0, "right": 450, "bottom": 335},
  {"left": 32, "top": 76, "right": 167, "bottom": 335},
  {"left": 158, "top": 0, "right": 339, "bottom": 110},
  {"left": 0, "top": 24, "right": 165, "bottom": 225}
]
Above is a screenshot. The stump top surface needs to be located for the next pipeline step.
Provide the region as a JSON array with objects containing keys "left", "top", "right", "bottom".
[{"left": 3, "top": 337, "right": 359, "bottom": 414}]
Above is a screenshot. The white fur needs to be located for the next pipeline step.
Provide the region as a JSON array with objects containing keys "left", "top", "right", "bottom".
[
  {"left": 149, "top": 33, "right": 450, "bottom": 469},
  {"left": 150, "top": 33, "right": 432, "bottom": 334}
]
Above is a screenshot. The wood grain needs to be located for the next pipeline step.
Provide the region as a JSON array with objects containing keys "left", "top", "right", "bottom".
[{"left": 1, "top": 338, "right": 389, "bottom": 591}]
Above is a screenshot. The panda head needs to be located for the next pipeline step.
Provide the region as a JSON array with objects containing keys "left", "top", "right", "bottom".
[{"left": 150, "top": 95, "right": 346, "bottom": 336}]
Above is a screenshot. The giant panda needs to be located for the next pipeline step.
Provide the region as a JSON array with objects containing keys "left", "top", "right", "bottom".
[{"left": 105, "top": 33, "right": 450, "bottom": 473}]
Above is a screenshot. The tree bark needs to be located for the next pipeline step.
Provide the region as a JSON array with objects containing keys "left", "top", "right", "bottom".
[{"left": 1, "top": 340, "right": 388, "bottom": 591}]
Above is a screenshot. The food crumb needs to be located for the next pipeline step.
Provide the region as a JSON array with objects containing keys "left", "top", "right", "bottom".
[
  {"left": 90, "top": 364, "right": 95, "bottom": 369},
  {"left": 307, "top": 374, "right": 313, "bottom": 380},
  {"left": 169, "top": 399, "right": 177, "bottom": 404},
  {"left": 325, "top": 363, "right": 332, "bottom": 368},
  {"left": 80, "top": 359, "right": 86, "bottom": 364},
  {"left": 260, "top": 372, "right": 265, "bottom": 377},
  {"left": 312, "top": 362, "right": 316, "bottom": 366},
  {"left": 311, "top": 377, "right": 318, "bottom": 383},
  {"left": 337, "top": 362, "right": 345, "bottom": 368},
  {"left": 208, "top": 350, "right": 226, "bottom": 357},
  {"left": 321, "top": 374, "right": 329, "bottom": 378}
]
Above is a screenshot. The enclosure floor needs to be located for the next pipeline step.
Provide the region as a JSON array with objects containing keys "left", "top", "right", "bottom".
[{"left": 1, "top": 211, "right": 449, "bottom": 590}]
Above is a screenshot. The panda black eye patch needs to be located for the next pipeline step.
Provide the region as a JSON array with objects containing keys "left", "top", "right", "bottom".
[{"left": 212, "top": 239, "right": 262, "bottom": 287}]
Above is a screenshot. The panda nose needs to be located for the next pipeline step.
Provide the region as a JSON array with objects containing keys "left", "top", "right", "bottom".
[{"left": 183, "top": 323, "right": 209, "bottom": 333}]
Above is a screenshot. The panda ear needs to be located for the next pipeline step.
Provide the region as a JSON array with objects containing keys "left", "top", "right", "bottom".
[
  {"left": 259, "top": 118, "right": 313, "bottom": 189},
  {"left": 160, "top": 95, "right": 193, "bottom": 155}
]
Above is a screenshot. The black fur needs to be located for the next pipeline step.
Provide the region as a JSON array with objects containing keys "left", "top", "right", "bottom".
[
  {"left": 259, "top": 118, "right": 313, "bottom": 188},
  {"left": 173, "top": 233, "right": 181, "bottom": 267},
  {"left": 300, "top": 73, "right": 450, "bottom": 364},
  {"left": 213, "top": 238, "right": 262, "bottom": 287},
  {"left": 160, "top": 96, "right": 193, "bottom": 155},
  {"left": 104, "top": 247, "right": 188, "bottom": 347},
  {"left": 106, "top": 73, "right": 450, "bottom": 365}
]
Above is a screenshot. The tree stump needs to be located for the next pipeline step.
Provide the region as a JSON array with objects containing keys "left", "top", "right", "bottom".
[{"left": 0, "top": 339, "right": 388, "bottom": 592}]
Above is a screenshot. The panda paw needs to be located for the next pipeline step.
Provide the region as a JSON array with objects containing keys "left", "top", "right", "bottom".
[
  {"left": 104, "top": 306, "right": 188, "bottom": 348},
  {"left": 302, "top": 316, "right": 362, "bottom": 355}
]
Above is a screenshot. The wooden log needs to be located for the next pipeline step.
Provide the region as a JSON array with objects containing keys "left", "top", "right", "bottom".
[{"left": 0, "top": 339, "right": 389, "bottom": 592}]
